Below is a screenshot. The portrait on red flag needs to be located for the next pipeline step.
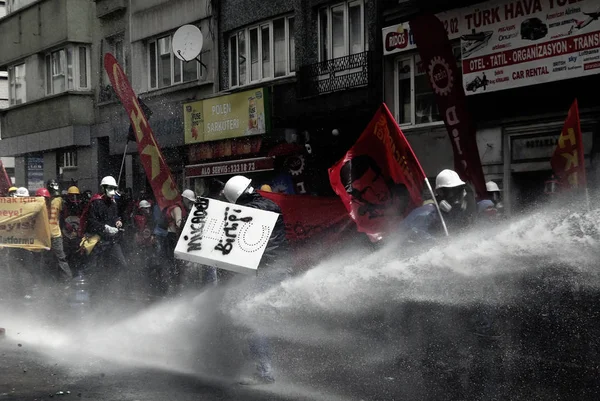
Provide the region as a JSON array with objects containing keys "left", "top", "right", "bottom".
[
  {"left": 338, "top": 154, "right": 411, "bottom": 221},
  {"left": 329, "top": 104, "right": 427, "bottom": 241}
]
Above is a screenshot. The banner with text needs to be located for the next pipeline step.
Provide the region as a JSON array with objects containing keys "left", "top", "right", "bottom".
[
  {"left": 184, "top": 88, "right": 269, "bottom": 144},
  {"left": 383, "top": 0, "right": 600, "bottom": 94},
  {"left": 0, "top": 197, "right": 51, "bottom": 251},
  {"left": 104, "top": 53, "right": 181, "bottom": 211},
  {"left": 410, "top": 15, "right": 488, "bottom": 198},
  {"left": 174, "top": 197, "right": 279, "bottom": 275},
  {"left": 461, "top": 0, "right": 600, "bottom": 94}
]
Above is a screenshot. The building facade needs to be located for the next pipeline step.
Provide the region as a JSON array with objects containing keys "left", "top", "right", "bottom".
[
  {"left": 182, "top": 0, "right": 384, "bottom": 196},
  {"left": 382, "top": 0, "right": 600, "bottom": 215}
]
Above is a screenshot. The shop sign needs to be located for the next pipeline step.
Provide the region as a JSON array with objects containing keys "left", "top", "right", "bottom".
[
  {"left": 187, "top": 137, "right": 262, "bottom": 163},
  {"left": 27, "top": 157, "right": 44, "bottom": 191},
  {"left": 382, "top": 11, "right": 462, "bottom": 55},
  {"left": 383, "top": 0, "right": 600, "bottom": 94},
  {"left": 511, "top": 131, "right": 592, "bottom": 161},
  {"left": 461, "top": 0, "right": 600, "bottom": 95},
  {"left": 183, "top": 88, "right": 269, "bottom": 144},
  {"left": 185, "top": 157, "right": 275, "bottom": 178}
]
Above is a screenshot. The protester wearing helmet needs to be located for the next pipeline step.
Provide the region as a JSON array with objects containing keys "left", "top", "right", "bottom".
[
  {"left": 83, "top": 176, "right": 127, "bottom": 287},
  {"left": 36, "top": 187, "right": 72, "bottom": 282},
  {"left": 159, "top": 189, "right": 194, "bottom": 294},
  {"left": 61, "top": 186, "right": 85, "bottom": 274},
  {"left": 15, "top": 187, "right": 29, "bottom": 197},
  {"left": 224, "top": 175, "right": 289, "bottom": 385},
  {"left": 435, "top": 169, "right": 476, "bottom": 232},
  {"left": 8, "top": 186, "right": 17, "bottom": 197},
  {"left": 485, "top": 181, "right": 504, "bottom": 213}
]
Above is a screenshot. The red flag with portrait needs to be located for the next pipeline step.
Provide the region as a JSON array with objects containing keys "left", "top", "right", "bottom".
[
  {"left": 550, "top": 99, "right": 586, "bottom": 191},
  {"left": 328, "top": 103, "right": 426, "bottom": 242}
]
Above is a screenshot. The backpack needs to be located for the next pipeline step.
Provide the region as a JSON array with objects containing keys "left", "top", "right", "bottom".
[{"left": 156, "top": 203, "right": 185, "bottom": 231}]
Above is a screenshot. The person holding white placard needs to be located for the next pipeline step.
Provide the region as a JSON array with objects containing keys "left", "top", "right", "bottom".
[{"left": 224, "top": 175, "right": 290, "bottom": 385}]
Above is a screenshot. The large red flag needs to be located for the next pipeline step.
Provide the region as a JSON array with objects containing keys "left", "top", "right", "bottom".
[
  {"left": 328, "top": 103, "right": 426, "bottom": 242},
  {"left": 103, "top": 53, "right": 181, "bottom": 210},
  {"left": 259, "top": 191, "right": 352, "bottom": 243},
  {"left": 551, "top": 99, "right": 586, "bottom": 191},
  {"left": 410, "top": 14, "right": 487, "bottom": 199}
]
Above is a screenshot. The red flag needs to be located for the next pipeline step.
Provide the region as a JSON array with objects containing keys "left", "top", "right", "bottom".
[
  {"left": 259, "top": 191, "right": 352, "bottom": 243},
  {"left": 551, "top": 99, "right": 586, "bottom": 191},
  {"left": 328, "top": 103, "right": 426, "bottom": 242},
  {"left": 410, "top": 14, "right": 487, "bottom": 199},
  {"left": 103, "top": 53, "right": 181, "bottom": 210},
  {"left": 0, "top": 160, "right": 11, "bottom": 197}
]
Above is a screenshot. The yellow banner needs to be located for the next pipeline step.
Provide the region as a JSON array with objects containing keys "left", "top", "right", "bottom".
[
  {"left": 184, "top": 88, "right": 268, "bottom": 144},
  {"left": 0, "top": 197, "right": 51, "bottom": 250}
]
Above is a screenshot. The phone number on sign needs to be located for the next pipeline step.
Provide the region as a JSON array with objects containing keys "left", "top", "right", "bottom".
[{"left": 200, "top": 162, "right": 257, "bottom": 176}]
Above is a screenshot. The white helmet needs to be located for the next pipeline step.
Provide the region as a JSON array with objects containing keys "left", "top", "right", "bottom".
[
  {"left": 138, "top": 200, "right": 151, "bottom": 208},
  {"left": 486, "top": 181, "right": 500, "bottom": 192},
  {"left": 181, "top": 189, "right": 196, "bottom": 202},
  {"left": 224, "top": 175, "right": 253, "bottom": 203},
  {"left": 435, "top": 169, "right": 465, "bottom": 190},
  {"left": 15, "top": 187, "right": 29, "bottom": 197},
  {"left": 100, "top": 176, "right": 118, "bottom": 187}
]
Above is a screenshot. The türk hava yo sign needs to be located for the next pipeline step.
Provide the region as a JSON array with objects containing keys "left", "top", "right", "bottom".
[{"left": 174, "top": 197, "right": 279, "bottom": 275}]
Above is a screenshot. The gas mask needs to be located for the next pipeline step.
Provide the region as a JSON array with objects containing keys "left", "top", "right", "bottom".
[
  {"left": 438, "top": 186, "right": 467, "bottom": 214},
  {"left": 104, "top": 185, "right": 118, "bottom": 199}
]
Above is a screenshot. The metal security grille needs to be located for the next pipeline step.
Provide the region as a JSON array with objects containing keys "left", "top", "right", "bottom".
[{"left": 297, "top": 51, "right": 371, "bottom": 98}]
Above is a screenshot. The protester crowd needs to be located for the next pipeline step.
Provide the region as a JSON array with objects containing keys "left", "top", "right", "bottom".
[{"left": 1, "top": 165, "right": 510, "bottom": 385}]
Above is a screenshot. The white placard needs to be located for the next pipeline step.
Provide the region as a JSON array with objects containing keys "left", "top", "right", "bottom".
[{"left": 174, "top": 197, "right": 279, "bottom": 275}]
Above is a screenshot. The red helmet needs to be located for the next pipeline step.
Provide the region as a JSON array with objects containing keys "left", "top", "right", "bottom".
[{"left": 36, "top": 188, "right": 51, "bottom": 198}]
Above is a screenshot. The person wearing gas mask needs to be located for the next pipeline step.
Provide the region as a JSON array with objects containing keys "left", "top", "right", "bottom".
[
  {"left": 485, "top": 181, "right": 503, "bottom": 214},
  {"left": 434, "top": 169, "right": 477, "bottom": 233},
  {"left": 44, "top": 180, "right": 73, "bottom": 282},
  {"left": 83, "top": 176, "right": 128, "bottom": 294}
]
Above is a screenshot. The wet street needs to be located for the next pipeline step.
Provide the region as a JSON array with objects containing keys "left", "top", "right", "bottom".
[{"left": 0, "top": 339, "right": 304, "bottom": 401}]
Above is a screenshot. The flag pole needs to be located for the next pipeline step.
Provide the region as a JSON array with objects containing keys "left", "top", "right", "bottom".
[
  {"left": 117, "top": 140, "right": 129, "bottom": 188},
  {"left": 425, "top": 177, "right": 449, "bottom": 237}
]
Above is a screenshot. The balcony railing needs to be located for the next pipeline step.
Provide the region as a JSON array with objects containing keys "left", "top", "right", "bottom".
[{"left": 297, "top": 51, "right": 372, "bottom": 98}]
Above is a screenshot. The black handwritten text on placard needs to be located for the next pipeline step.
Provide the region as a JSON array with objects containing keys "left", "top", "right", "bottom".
[
  {"left": 214, "top": 207, "right": 253, "bottom": 256},
  {"left": 184, "top": 198, "right": 210, "bottom": 252}
]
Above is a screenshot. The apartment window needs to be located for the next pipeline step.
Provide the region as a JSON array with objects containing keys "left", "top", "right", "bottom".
[
  {"left": 395, "top": 46, "right": 462, "bottom": 126},
  {"left": 45, "top": 45, "right": 90, "bottom": 95},
  {"left": 8, "top": 63, "right": 26, "bottom": 105},
  {"left": 148, "top": 33, "right": 199, "bottom": 90},
  {"left": 228, "top": 16, "right": 295, "bottom": 88},
  {"left": 103, "top": 36, "right": 125, "bottom": 86},
  {"left": 59, "top": 150, "right": 78, "bottom": 168},
  {"left": 318, "top": 1, "right": 364, "bottom": 61}
]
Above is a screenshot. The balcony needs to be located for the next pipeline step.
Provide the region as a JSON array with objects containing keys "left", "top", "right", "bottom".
[
  {"left": 0, "top": 0, "right": 92, "bottom": 66},
  {"left": 297, "top": 51, "right": 372, "bottom": 99}
]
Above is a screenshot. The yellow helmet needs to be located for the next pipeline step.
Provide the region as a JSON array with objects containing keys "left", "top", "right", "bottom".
[
  {"left": 67, "top": 186, "right": 80, "bottom": 195},
  {"left": 260, "top": 184, "right": 272, "bottom": 192},
  {"left": 8, "top": 186, "right": 17, "bottom": 193}
]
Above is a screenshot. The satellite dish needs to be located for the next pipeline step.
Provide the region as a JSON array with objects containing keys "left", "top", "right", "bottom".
[{"left": 173, "top": 25, "right": 203, "bottom": 62}]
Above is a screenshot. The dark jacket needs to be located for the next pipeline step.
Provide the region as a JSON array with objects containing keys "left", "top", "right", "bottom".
[
  {"left": 237, "top": 191, "right": 289, "bottom": 265},
  {"left": 87, "top": 195, "right": 121, "bottom": 242}
]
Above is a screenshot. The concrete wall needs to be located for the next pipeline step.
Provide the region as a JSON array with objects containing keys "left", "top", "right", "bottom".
[
  {"left": 2, "top": 93, "right": 94, "bottom": 138},
  {"left": 0, "top": 0, "right": 93, "bottom": 67}
]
